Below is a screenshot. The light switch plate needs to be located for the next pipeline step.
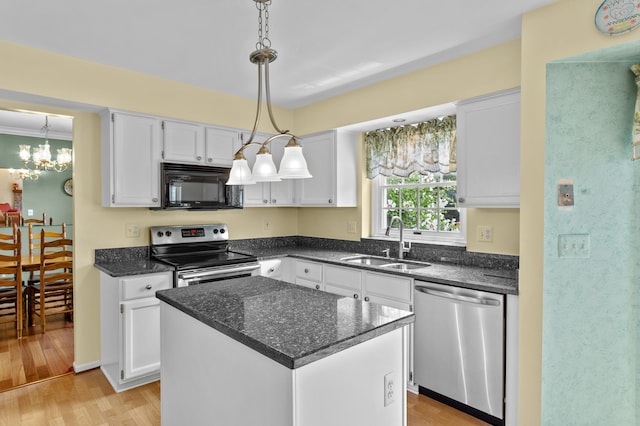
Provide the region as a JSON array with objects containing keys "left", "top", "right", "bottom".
[{"left": 558, "top": 234, "right": 590, "bottom": 258}]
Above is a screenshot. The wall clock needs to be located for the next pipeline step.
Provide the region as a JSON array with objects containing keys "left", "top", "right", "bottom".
[{"left": 63, "top": 178, "right": 73, "bottom": 196}]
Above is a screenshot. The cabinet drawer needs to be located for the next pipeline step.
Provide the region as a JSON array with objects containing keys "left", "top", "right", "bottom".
[
  {"left": 325, "top": 265, "right": 362, "bottom": 291},
  {"left": 121, "top": 273, "right": 172, "bottom": 301},
  {"left": 295, "top": 278, "right": 324, "bottom": 291},
  {"left": 259, "top": 259, "right": 283, "bottom": 279},
  {"left": 325, "top": 283, "right": 361, "bottom": 300},
  {"left": 295, "top": 261, "right": 322, "bottom": 282},
  {"left": 364, "top": 272, "right": 412, "bottom": 303}
]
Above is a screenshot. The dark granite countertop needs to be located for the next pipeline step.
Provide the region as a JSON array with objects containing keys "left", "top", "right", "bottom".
[
  {"left": 94, "top": 259, "right": 174, "bottom": 277},
  {"left": 93, "top": 241, "right": 518, "bottom": 294},
  {"left": 156, "top": 276, "right": 414, "bottom": 369},
  {"left": 243, "top": 247, "right": 519, "bottom": 295}
]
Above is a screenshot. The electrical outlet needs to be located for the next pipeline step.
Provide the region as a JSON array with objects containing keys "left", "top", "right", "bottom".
[
  {"left": 347, "top": 221, "right": 357, "bottom": 234},
  {"left": 125, "top": 224, "right": 140, "bottom": 238},
  {"left": 27, "top": 209, "right": 33, "bottom": 217},
  {"left": 477, "top": 225, "right": 493, "bottom": 242},
  {"left": 384, "top": 372, "right": 395, "bottom": 407},
  {"left": 558, "top": 234, "right": 590, "bottom": 258}
]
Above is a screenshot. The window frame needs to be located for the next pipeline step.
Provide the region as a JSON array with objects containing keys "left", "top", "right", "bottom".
[{"left": 370, "top": 175, "right": 466, "bottom": 246}]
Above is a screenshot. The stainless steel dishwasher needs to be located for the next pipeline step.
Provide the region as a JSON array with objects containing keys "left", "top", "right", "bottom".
[{"left": 414, "top": 281, "right": 505, "bottom": 424}]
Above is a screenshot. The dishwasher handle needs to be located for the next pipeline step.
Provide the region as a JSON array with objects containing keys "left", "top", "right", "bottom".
[{"left": 415, "top": 285, "right": 501, "bottom": 306}]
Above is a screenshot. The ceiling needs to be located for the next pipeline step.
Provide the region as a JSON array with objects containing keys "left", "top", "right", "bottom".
[{"left": 2, "top": 0, "right": 557, "bottom": 112}]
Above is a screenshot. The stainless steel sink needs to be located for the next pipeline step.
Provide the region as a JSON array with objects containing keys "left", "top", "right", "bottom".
[
  {"left": 340, "top": 255, "right": 430, "bottom": 271},
  {"left": 380, "top": 261, "right": 431, "bottom": 271},
  {"left": 340, "top": 255, "right": 393, "bottom": 266}
]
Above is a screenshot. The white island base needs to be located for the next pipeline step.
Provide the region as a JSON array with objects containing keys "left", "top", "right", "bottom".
[{"left": 161, "top": 303, "right": 408, "bottom": 426}]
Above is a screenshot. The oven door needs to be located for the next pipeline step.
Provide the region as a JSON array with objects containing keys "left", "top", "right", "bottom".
[{"left": 176, "top": 262, "right": 260, "bottom": 287}]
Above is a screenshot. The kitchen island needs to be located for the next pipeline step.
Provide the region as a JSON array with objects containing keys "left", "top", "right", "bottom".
[{"left": 156, "top": 276, "right": 414, "bottom": 426}]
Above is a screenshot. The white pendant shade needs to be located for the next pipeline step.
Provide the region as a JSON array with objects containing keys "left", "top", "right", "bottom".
[
  {"left": 252, "top": 153, "right": 281, "bottom": 182},
  {"left": 278, "top": 146, "right": 312, "bottom": 179},
  {"left": 227, "top": 159, "right": 256, "bottom": 185}
]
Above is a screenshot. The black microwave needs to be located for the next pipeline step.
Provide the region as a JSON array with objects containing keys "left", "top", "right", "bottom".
[{"left": 155, "top": 162, "right": 243, "bottom": 211}]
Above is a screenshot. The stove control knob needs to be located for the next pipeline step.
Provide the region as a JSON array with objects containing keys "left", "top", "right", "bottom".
[
  {"left": 213, "top": 229, "right": 219, "bottom": 234},
  {"left": 220, "top": 228, "right": 226, "bottom": 234},
  {"left": 166, "top": 231, "right": 172, "bottom": 237},
  {"left": 157, "top": 231, "right": 164, "bottom": 237}
]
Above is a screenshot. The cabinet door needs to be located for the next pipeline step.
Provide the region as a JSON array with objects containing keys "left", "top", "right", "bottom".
[
  {"left": 109, "top": 112, "right": 162, "bottom": 207},
  {"left": 204, "top": 127, "right": 240, "bottom": 167},
  {"left": 163, "top": 120, "right": 205, "bottom": 164},
  {"left": 298, "top": 131, "right": 336, "bottom": 206},
  {"left": 456, "top": 89, "right": 520, "bottom": 207},
  {"left": 296, "top": 277, "right": 324, "bottom": 291},
  {"left": 122, "top": 297, "right": 161, "bottom": 381},
  {"left": 267, "top": 137, "right": 295, "bottom": 205},
  {"left": 325, "top": 283, "right": 361, "bottom": 300},
  {"left": 364, "top": 271, "right": 413, "bottom": 305},
  {"left": 242, "top": 132, "right": 294, "bottom": 206}
]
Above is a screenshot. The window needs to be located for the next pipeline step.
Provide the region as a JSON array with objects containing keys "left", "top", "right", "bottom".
[{"left": 371, "top": 172, "right": 466, "bottom": 245}]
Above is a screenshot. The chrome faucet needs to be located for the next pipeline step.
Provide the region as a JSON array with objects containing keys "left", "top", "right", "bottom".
[{"left": 385, "top": 216, "right": 411, "bottom": 258}]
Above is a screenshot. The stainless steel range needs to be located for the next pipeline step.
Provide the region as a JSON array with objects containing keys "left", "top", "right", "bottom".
[{"left": 150, "top": 224, "right": 259, "bottom": 287}]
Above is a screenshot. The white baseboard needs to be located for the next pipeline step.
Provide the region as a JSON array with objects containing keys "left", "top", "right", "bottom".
[{"left": 73, "top": 360, "right": 101, "bottom": 373}]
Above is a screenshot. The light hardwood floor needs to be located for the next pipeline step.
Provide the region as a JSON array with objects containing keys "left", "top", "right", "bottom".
[
  {"left": 0, "top": 315, "right": 74, "bottom": 392},
  {"left": 0, "top": 367, "right": 488, "bottom": 425}
]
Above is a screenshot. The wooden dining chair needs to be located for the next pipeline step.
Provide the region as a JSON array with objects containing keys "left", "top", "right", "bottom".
[
  {"left": 26, "top": 223, "right": 66, "bottom": 285},
  {"left": 0, "top": 227, "right": 23, "bottom": 338},
  {"left": 22, "top": 212, "right": 46, "bottom": 227},
  {"left": 26, "top": 230, "right": 73, "bottom": 333}
]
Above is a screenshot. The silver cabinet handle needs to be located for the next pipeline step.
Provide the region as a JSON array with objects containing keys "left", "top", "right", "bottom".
[
  {"left": 268, "top": 268, "right": 275, "bottom": 273},
  {"left": 272, "top": 199, "right": 276, "bottom": 204},
  {"left": 415, "top": 285, "right": 501, "bottom": 306},
  {"left": 263, "top": 199, "right": 268, "bottom": 204},
  {"left": 364, "top": 296, "right": 370, "bottom": 302},
  {"left": 353, "top": 294, "right": 359, "bottom": 299},
  {"left": 458, "top": 197, "right": 465, "bottom": 203},
  {"left": 315, "top": 284, "right": 320, "bottom": 290},
  {"left": 196, "top": 156, "right": 202, "bottom": 161},
  {"left": 152, "top": 198, "right": 159, "bottom": 203},
  {"left": 328, "top": 199, "right": 333, "bottom": 204},
  {"left": 207, "top": 158, "right": 213, "bottom": 163},
  {"left": 145, "top": 284, "right": 152, "bottom": 290}
]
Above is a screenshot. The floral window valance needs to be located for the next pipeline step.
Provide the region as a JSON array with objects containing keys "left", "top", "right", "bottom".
[{"left": 365, "top": 115, "right": 456, "bottom": 179}]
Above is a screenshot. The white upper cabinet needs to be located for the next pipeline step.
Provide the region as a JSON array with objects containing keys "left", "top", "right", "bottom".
[
  {"left": 456, "top": 88, "right": 521, "bottom": 208},
  {"left": 101, "top": 109, "right": 162, "bottom": 207},
  {"left": 163, "top": 121, "right": 241, "bottom": 167},
  {"left": 162, "top": 120, "right": 205, "bottom": 164},
  {"left": 242, "top": 132, "right": 295, "bottom": 206},
  {"left": 204, "top": 126, "right": 241, "bottom": 167},
  {"left": 297, "top": 130, "right": 358, "bottom": 207}
]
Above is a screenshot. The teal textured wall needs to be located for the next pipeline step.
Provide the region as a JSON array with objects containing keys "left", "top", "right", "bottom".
[
  {"left": 0, "top": 133, "right": 72, "bottom": 225},
  {"left": 543, "top": 53, "right": 640, "bottom": 423}
]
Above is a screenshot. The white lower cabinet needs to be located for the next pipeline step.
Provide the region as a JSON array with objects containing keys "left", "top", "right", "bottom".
[
  {"left": 363, "top": 271, "right": 413, "bottom": 311},
  {"left": 100, "top": 271, "right": 172, "bottom": 392},
  {"left": 294, "top": 260, "right": 324, "bottom": 290},
  {"left": 324, "top": 265, "right": 362, "bottom": 300}
]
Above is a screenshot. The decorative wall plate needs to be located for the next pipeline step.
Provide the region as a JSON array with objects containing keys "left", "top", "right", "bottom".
[
  {"left": 595, "top": 0, "right": 640, "bottom": 35},
  {"left": 63, "top": 178, "right": 73, "bottom": 196}
]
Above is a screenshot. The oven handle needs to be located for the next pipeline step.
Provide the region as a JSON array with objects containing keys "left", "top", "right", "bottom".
[{"left": 178, "top": 263, "right": 260, "bottom": 283}]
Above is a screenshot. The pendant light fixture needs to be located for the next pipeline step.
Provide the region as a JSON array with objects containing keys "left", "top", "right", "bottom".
[
  {"left": 17, "top": 115, "right": 72, "bottom": 177},
  {"left": 227, "top": 0, "right": 312, "bottom": 185}
]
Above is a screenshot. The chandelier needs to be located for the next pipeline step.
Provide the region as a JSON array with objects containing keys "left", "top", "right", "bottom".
[
  {"left": 17, "top": 116, "right": 72, "bottom": 178},
  {"left": 227, "top": 0, "right": 312, "bottom": 185}
]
